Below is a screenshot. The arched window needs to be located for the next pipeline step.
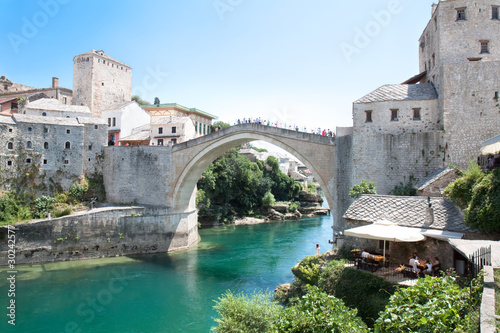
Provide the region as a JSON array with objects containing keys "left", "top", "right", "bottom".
[
  {"left": 65, "top": 141, "right": 71, "bottom": 149},
  {"left": 42, "top": 112, "right": 47, "bottom": 116},
  {"left": 7, "top": 142, "right": 13, "bottom": 150},
  {"left": 26, "top": 141, "right": 32, "bottom": 149},
  {"left": 44, "top": 142, "right": 49, "bottom": 149}
]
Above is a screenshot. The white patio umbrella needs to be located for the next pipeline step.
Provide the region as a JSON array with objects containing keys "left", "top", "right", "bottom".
[
  {"left": 344, "top": 220, "right": 425, "bottom": 263},
  {"left": 480, "top": 134, "right": 500, "bottom": 155}
]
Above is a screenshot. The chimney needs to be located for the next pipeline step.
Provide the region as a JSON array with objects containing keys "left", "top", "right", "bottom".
[
  {"left": 424, "top": 197, "right": 434, "bottom": 226},
  {"left": 52, "top": 77, "right": 59, "bottom": 88}
]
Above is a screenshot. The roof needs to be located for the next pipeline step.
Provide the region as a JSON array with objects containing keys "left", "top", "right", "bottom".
[
  {"left": 401, "top": 71, "right": 427, "bottom": 85},
  {"left": 74, "top": 50, "right": 131, "bottom": 68},
  {"left": 354, "top": 84, "right": 438, "bottom": 104},
  {"left": 12, "top": 114, "right": 83, "bottom": 126},
  {"left": 143, "top": 103, "right": 217, "bottom": 119},
  {"left": 0, "top": 116, "right": 16, "bottom": 125},
  {"left": 77, "top": 117, "right": 107, "bottom": 125},
  {"left": 101, "top": 101, "right": 138, "bottom": 112},
  {"left": 0, "top": 97, "right": 17, "bottom": 104},
  {"left": 416, "top": 168, "right": 458, "bottom": 191},
  {"left": 448, "top": 239, "right": 500, "bottom": 268},
  {"left": 151, "top": 116, "right": 193, "bottom": 125},
  {"left": 120, "top": 124, "right": 151, "bottom": 141},
  {"left": 343, "top": 194, "right": 471, "bottom": 233},
  {"left": 26, "top": 98, "right": 90, "bottom": 114}
]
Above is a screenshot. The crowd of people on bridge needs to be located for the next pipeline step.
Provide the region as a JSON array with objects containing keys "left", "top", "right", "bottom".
[{"left": 234, "top": 118, "right": 336, "bottom": 137}]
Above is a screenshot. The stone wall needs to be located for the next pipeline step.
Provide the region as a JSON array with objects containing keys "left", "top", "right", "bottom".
[
  {"left": 352, "top": 131, "right": 446, "bottom": 196},
  {"left": 103, "top": 146, "right": 173, "bottom": 207},
  {"left": 0, "top": 206, "right": 199, "bottom": 265},
  {"left": 332, "top": 128, "right": 353, "bottom": 231},
  {"left": 442, "top": 61, "right": 500, "bottom": 167}
]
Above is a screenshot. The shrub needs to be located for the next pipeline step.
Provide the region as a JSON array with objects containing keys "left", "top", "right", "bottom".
[
  {"left": 68, "top": 182, "right": 87, "bottom": 202},
  {"left": 389, "top": 181, "right": 417, "bottom": 196},
  {"left": 291, "top": 255, "right": 326, "bottom": 286},
  {"left": 262, "top": 191, "right": 276, "bottom": 208},
  {"left": 32, "top": 195, "right": 56, "bottom": 218},
  {"left": 375, "top": 275, "right": 482, "bottom": 332},
  {"left": 288, "top": 201, "right": 298, "bottom": 212},
  {"left": 54, "top": 206, "right": 73, "bottom": 218},
  {"left": 349, "top": 179, "right": 377, "bottom": 199},
  {"left": 55, "top": 193, "right": 68, "bottom": 203},
  {"left": 211, "top": 290, "right": 281, "bottom": 333},
  {"left": 307, "top": 184, "right": 316, "bottom": 193},
  {"left": 272, "top": 286, "right": 369, "bottom": 333}
]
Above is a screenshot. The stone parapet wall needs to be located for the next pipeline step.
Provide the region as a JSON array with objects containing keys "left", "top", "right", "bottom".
[{"left": 0, "top": 206, "right": 199, "bottom": 265}]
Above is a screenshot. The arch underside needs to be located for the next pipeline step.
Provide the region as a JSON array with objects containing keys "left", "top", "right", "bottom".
[{"left": 172, "top": 131, "right": 334, "bottom": 213}]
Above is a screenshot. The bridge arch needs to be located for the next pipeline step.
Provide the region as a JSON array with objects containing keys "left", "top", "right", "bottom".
[{"left": 171, "top": 125, "right": 335, "bottom": 214}]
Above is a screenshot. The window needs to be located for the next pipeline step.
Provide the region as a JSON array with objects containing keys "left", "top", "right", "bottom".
[
  {"left": 434, "top": 16, "right": 437, "bottom": 30},
  {"left": 108, "top": 118, "right": 111, "bottom": 127},
  {"left": 43, "top": 159, "right": 47, "bottom": 165},
  {"left": 158, "top": 127, "right": 163, "bottom": 134},
  {"left": 365, "top": 110, "right": 372, "bottom": 122},
  {"left": 65, "top": 141, "right": 71, "bottom": 149},
  {"left": 44, "top": 142, "right": 49, "bottom": 149},
  {"left": 378, "top": 240, "right": 390, "bottom": 251},
  {"left": 102, "top": 82, "right": 104, "bottom": 86},
  {"left": 7, "top": 160, "right": 12, "bottom": 166},
  {"left": 432, "top": 53, "right": 435, "bottom": 67},
  {"left": 195, "top": 122, "right": 198, "bottom": 133},
  {"left": 413, "top": 108, "right": 421, "bottom": 120},
  {"left": 171, "top": 139, "right": 177, "bottom": 144},
  {"left": 26, "top": 158, "right": 32, "bottom": 164},
  {"left": 112, "top": 117, "right": 116, "bottom": 127},
  {"left": 203, "top": 124, "right": 206, "bottom": 135},
  {"left": 64, "top": 159, "right": 69, "bottom": 165},
  {"left": 390, "top": 109, "right": 399, "bottom": 121},
  {"left": 11, "top": 102, "right": 18, "bottom": 110},
  {"left": 158, "top": 139, "right": 164, "bottom": 146},
  {"left": 493, "top": 6, "right": 499, "bottom": 19},
  {"left": 88, "top": 145, "right": 92, "bottom": 151},
  {"left": 8, "top": 128, "right": 12, "bottom": 133},
  {"left": 66, "top": 129, "right": 71, "bottom": 134},
  {"left": 64, "top": 97, "right": 67, "bottom": 104},
  {"left": 480, "top": 41, "right": 490, "bottom": 54},
  {"left": 26, "top": 141, "right": 32, "bottom": 149},
  {"left": 171, "top": 126, "right": 176, "bottom": 134},
  {"left": 44, "top": 127, "right": 49, "bottom": 133},
  {"left": 7, "top": 142, "right": 13, "bottom": 150},
  {"left": 456, "top": 8, "right": 466, "bottom": 20},
  {"left": 28, "top": 127, "right": 32, "bottom": 132},
  {"left": 94, "top": 125, "right": 98, "bottom": 130}
]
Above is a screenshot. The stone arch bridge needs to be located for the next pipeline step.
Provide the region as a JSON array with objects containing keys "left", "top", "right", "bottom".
[{"left": 103, "top": 124, "right": 337, "bottom": 249}]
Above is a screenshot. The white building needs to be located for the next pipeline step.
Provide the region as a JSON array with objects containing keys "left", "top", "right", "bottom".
[
  {"left": 149, "top": 116, "right": 196, "bottom": 146},
  {"left": 101, "top": 101, "right": 151, "bottom": 146},
  {"left": 23, "top": 98, "right": 91, "bottom": 118}
]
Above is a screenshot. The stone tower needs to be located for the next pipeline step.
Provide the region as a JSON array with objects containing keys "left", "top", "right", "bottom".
[
  {"left": 73, "top": 50, "right": 132, "bottom": 117},
  {"left": 418, "top": 0, "right": 500, "bottom": 165}
]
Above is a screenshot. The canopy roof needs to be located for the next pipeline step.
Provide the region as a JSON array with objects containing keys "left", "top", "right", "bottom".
[
  {"left": 481, "top": 134, "right": 500, "bottom": 155},
  {"left": 344, "top": 220, "right": 425, "bottom": 242}
]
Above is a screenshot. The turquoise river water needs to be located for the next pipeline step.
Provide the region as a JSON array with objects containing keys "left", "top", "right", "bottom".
[{"left": 1, "top": 215, "right": 333, "bottom": 333}]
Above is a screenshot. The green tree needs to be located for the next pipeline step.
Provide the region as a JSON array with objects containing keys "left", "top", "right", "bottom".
[
  {"left": 272, "top": 286, "right": 369, "bottom": 333},
  {"left": 211, "top": 121, "right": 231, "bottom": 131},
  {"left": 131, "top": 95, "right": 150, "bottom": 105},
  {"left": 375, "top": 275, "right": 482, "bottom": 332},
  {"left": 211, "top": 290, "right": 281, "bottom": 333},
  {"left": 262, "top": 191, "right": 276, "bottom": 207},
  {"left": 443, "top": 163, "right": 484, "bottom": 210},
  {"left": 349, "top": 179, "right": 377, "bottom": 199}
]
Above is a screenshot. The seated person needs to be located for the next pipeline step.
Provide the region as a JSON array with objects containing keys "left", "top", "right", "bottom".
[
  {"left": 361, "top": 250, "right": 370, "bottom": 258},
  {"left": 432, "top": 257, "right": 440, "bottom": 273},
  {"left": 424, "top": 259, "right": 433, "bottom": 274}
]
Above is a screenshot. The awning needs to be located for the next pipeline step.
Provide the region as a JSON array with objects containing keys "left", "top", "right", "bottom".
[
  {"left": 344, "top": 220, "right": 425, "bottom": 242},
  {"left": 419, "top": 229, "right": 463, "bottom": 241},
  {"left": 480, "top": 134, "right": 500, "bottom": 155}
]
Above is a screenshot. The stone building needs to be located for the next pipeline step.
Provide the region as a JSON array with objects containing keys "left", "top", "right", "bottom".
[
  {"left": 143, "top": 103, "right": 216, "bottom": 138},
  {"left": 149, "top": 116, "right": 196, "bottom": 146},
  {"left": 0, "top": 113, "right": 107, "bottom": 191},
  {"left": 72, "top": 50, "right": 132, "bottom": 117},
  {"left": 0, "top": 77, "right": 72, "bottom": 106},
  {"left": 21, "top": 98, "right": 91, "bottom": 118},
  {"left": 335, "top": 0, "right": 500, "bottom": 230},
  {"left": 415, "top": 168, "right": 459, "bottom": 197},
  {"left": 101, "top": 101, "right": 151, "bottom": 146}
]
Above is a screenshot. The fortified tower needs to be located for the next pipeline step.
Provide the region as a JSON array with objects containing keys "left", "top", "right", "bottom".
[
  {"left": 72, "top": 50, "right": 132, "bottom": 117},
  {"left": 418, "top": 0, "right": 500, "bottom": 165}
]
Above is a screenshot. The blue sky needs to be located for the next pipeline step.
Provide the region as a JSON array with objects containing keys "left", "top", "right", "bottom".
[{"left": 1, "top": 0, "right": 436, "bottom": 130}]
